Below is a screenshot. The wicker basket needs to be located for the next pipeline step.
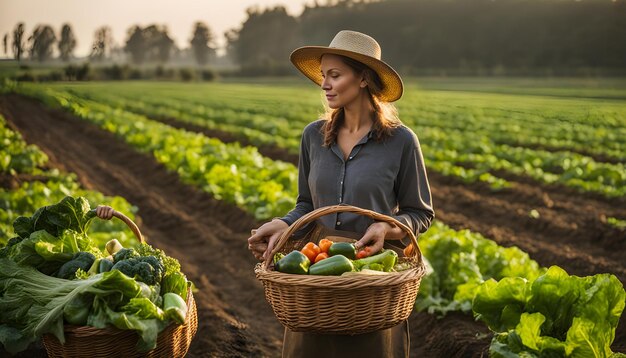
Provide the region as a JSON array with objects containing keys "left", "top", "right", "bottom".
[
  {"left": 42, "top": 208, "right": 198, "bottom": 358},
  {"left": 254, "top": 204, "right": 425, "bottom": 335}
]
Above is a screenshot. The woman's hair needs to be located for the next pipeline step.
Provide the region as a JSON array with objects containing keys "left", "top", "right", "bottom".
[{"left": 320, "top": 54, "right": 401, "bottom": 147}]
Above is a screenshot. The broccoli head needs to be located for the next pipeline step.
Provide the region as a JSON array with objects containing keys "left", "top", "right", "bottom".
[
  {"left": 57, "top": 252, "right": 96, "bottom": 279},
  {"left": 113, "top": 248, "right": 140, "bottom": 263},
  {"left": 111, "top": 255, "right": 164, "bottom": 285}
]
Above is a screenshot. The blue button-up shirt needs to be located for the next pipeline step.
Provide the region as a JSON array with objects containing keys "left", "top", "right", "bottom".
[{"left": 281, "top": 119, "right": 434, "bottom": 237}]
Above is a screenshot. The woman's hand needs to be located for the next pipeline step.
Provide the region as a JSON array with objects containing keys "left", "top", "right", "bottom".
[
  {"left": 96, "top": 205, "right": 115, "bottom": 220},
  {"left": 354, "top": 222, "right": 393, "bottom": 256},
  {"left": 247, "top": 219, "right": 289, "bottom": 261}
]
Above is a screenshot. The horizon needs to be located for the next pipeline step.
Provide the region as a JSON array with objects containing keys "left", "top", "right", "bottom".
[{"left": 0, "top": 0, "right": 313, "bottom": 58}]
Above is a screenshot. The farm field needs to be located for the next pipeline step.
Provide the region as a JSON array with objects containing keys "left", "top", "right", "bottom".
[{"left": 1, "top": 77, "right": 625, "bottom": 357}]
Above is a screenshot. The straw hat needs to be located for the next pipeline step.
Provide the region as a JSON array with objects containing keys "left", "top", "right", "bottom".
[{"left": 290, "top": 30, "right": 403, "bottom": 102}]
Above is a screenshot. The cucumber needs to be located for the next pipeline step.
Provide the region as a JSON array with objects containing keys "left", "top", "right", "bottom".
[
  {"left": 309, "top": 254, "right": 354, "bottom": 276},
  {"left": 328, "top": 242, "right": 357, "bottom": 260}
]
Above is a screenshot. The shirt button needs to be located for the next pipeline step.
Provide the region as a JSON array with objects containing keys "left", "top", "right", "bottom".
[
  {"left": 348, "top": 156, "right": 353, "bottom": 160},
  {"left": 336, "top": 221, "right": 341, "bottom": 226}
]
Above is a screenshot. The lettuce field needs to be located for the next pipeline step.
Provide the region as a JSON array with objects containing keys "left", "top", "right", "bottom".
[{"left": 1, "top": 77, "right": 625, "bottom": 357}]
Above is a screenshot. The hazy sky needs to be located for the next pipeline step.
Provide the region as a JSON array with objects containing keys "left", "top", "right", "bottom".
[{"left": 0, "top": 0, "right": 312, "bottom": 57}]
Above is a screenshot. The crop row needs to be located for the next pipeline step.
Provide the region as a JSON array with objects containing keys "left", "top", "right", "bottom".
[
  {"left": 54, "top": 83, "right": 626, "bottom": 197},
  {"left": 16, "top": 86, "right": 298, "bottom": 220},
  {"left": 63, "top": 82, "right": 626, "bottom": 160},
  {"left": 0, "top": 113, "right": 48, "bottom": 175},
  {"left": 0, "top": 113, "right": 137, "bottom": 247}
]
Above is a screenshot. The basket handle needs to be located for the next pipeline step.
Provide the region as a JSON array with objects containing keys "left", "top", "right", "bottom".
[
  {"left": 263, "top": 204, "right": 421, "bottom": 269},
  {"left": 91, "top": 207, "right": 144, "bottom": 243}
]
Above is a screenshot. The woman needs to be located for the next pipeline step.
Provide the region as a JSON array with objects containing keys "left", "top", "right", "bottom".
[{"left": 248, "top": 30, "right": 434, "bottom": 358}]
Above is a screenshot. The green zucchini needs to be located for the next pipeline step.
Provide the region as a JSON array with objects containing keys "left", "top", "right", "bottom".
[
  {"left": 328, "top": 242, "right": 357, "bottom": 259},
  {"left": 309, "top": 254, "right": 354, "bottom": 276}
]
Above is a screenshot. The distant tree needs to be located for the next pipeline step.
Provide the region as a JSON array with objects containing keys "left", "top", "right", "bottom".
[
  {"left": 223, "top": 29, "right": 239, "bottom": 64},
  {"left": 90, "top": 26, "right": 113, "bottom": 61},
  {"left": 12, "top": 23, "right": 26, "bottom": 61},
  {"left": 190, "top": 22, "right": 215, "bottom": 66},
  {"left": 58, "top": 23, "right": 77, "bottom": 61},
  {"left": 227, "top": 6, "right": 300, "bottom": 73},
  {"left": 124, "top": 24, "right": 175, "bottom": 65},
  {"left": 125, "top": 26, "right": 146, "bottom": 64},
  {"left": 144, "top": 25, "right": 175, "bottom": 63},
  {"left": 28, "top": 25, "right": 56, "bottom": 62},
  {"left": 2, "top": 34, "right": 7, "bottom": 56}
]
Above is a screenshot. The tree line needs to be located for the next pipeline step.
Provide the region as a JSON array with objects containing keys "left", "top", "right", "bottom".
[
  {"left": 227, "top": 0, "right": 626, "bottom": 75},
  {"left": 4, "top": 0, "right": 625, "bottom": 75},
  {"left": 3, "top": 22, "right": 216, "bottom": 66}
]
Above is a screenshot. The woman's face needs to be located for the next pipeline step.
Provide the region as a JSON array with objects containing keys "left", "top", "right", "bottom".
[{"left": 320, "top": 54, "right": 365, "bottom": 109}]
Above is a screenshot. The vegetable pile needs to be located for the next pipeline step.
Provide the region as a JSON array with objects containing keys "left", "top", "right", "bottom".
[
  {"left": 273, "top": 240, "right": 409, "bottom": 276},
  {"left": 0, "top": 196, "right": 191, "bottom": 354}
]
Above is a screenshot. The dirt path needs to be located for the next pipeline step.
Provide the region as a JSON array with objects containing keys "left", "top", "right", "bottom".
[{"left": 1, "top": 95, "right": 496, "bottom": 357}]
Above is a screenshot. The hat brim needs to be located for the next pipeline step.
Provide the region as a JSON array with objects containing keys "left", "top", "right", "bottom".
[{"left": 290, "top": 46, "right": 404, "bottom": 102}]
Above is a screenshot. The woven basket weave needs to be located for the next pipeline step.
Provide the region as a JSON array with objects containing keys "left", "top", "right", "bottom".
[
  {"left": 255, "top": 204, "right": 425, "bottom": 335},
  {"left": 42, "top": 208, "right": 198, "bottom": 358}
]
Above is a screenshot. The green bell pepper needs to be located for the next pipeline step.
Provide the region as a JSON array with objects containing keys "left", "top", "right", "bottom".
[{"left": 275, "top": 250, "right": 310, "bottom": 275}]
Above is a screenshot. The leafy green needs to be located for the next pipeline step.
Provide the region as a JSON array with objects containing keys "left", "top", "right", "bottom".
[
  {"left": 122, "top": 297, "right": 164, "bottom": 320},
  {"left": 13, "top": 196, "right": 96, "bottom": 239},
  {"left": 161, "top": 271, "right": 188, "bottom": 300},
  {"left": 87, "top": 295, "right": 167, "bottom": 352},
  {"left": 3, "top": 229, "right": 101, "bottom": 275},
  {"left": 1, "top": 196, "right": 111, "bottom": 275},
  {"left": 0, "top": 113, "right": 48, "bottom": 175},
  {"left": 415, "top": 222, "right": 545, "bottom": 315},
  {"left": 0, "top": 257, "right": 170, "bottom": 354},
  {"left": 63, "top": 294, "right": 92, "bottom": 325},
  {"left": 472, "top": 277, "right": 528, "bottom": 332},
  {"left": 473, "top": 266, "right": 626, "bottom": 357},
  {"left": 0, "top": 176, "right": 139, "bottom": 247}
]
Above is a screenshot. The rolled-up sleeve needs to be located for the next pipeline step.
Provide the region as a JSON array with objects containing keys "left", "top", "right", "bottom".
[{"left": 392, "top": 131, "right": 435, "bottom": 236}]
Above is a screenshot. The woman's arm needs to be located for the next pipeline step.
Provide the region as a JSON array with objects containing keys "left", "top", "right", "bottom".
[
  {"left": 248, "top": 123, "right": 316, "bottom": 260},
  {"left": 279, "top": 125, "right": 314, "bottom": 225},
  {"left": 391, "top": 129, "right": 435, "bottom": 235}
]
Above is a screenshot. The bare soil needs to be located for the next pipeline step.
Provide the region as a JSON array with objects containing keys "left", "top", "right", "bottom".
[{"left": 1, "top": 94, "right": 624, "bottom": 356}]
